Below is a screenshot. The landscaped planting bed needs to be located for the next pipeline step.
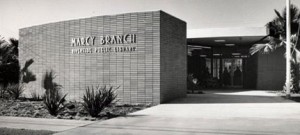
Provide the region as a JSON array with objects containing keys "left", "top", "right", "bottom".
[
  {"left": 0, "top": 99, "right": 150, "bottom": 121},
  {"left": 0, "top": 127, "right": 55, "bottom": 135}
]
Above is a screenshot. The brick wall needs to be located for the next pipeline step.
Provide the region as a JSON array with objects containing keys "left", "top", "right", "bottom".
[
  {"left": 19, "top": 11, "right": 187, "bottom": 104},
  {"left": 256, "top": 47, "right": 285, "bottom": 90},
  {"left": 160, "top": 11, "right": 187, "bottom": 103},
  {"left": 243, "top": 54, "right": 258, "bottom": 89}
]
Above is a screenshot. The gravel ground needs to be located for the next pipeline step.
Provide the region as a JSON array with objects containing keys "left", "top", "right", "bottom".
[{"left": 0, "top": 99, "right": 150, "bottom": 121}]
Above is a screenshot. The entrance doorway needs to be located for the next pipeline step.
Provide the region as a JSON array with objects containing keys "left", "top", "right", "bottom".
[
  {"left": 187, "top": 45, "right": 256, "bottom": 90},
  {"left": 205, "top": 58, "right": 243, "bottom": 88},
  {"left": 187, "top": 34, "right": 266, "bottom": 91},
  {"left": 222, "top": 58, "right": 243, "bottom": 88}
]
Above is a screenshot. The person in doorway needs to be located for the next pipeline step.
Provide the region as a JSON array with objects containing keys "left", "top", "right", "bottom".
[
  {"left": 223, "top": 67, "right": 230, "bottom": 86},
  {"left": 229, "top": 66, "right": 234, "bottom": 85},
  {"left": 233, "top": 66, "right": 242, "bottom": 85}
]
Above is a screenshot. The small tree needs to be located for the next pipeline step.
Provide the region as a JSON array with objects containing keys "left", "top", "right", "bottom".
[
  {"left": 0, "top": 37, "right": 20, "bottom": 87},
  {"left": 250, "top": 4, "right": 300, "bottom": 93},
  {"left": 0, "top": 36, "right": 36, "bottom": 99}
]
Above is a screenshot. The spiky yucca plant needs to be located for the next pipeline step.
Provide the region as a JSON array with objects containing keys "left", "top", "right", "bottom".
[
  {"left": 82, "top": 85, "right": 118, "bottom": 117},
  {"left": 43, "top": 88, "right": 67, "bottom": 116},
  {"left": 42, "top": 70, "right": 67, "bottom": 116}
]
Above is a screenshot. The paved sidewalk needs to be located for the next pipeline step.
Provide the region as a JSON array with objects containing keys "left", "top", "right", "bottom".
[
  {"left": 55, "top": 90, "right": 300, "bottom": 135},
  {"left": 0, "top": 116, "right": 95, "bottom": 132}
]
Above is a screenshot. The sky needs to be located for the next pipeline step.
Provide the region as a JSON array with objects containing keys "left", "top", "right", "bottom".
[{"left": 1, "top": 0, "right": 300, "bottom": 39}]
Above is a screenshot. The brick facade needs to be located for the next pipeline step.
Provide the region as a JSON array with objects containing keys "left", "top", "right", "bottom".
[
  {"left": 160, "top": 12, "right": 187, "bottom": 102},
  {"left": 19, "top": 11, "right": 187, "bottom": 104},
  {"left": 256, "top": 48, "right": 285, "bottom": 90}
]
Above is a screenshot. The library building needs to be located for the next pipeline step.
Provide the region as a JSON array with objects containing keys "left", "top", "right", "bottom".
[{"left": 19, "top": 10, "right": 284, "bottom": 104}]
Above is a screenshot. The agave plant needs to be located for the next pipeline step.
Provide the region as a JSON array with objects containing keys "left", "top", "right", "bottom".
[
  {"left": 82, "top": 85, "right": 118, "bottom": 117},
  {"left": 42, "top": 70, "right": 67, "bottom": 116},
  {"left": 250, "top": 4, "right": 300, "bottom": 93},
  {"left": 43, "top": 88, "right": 67, "bottom": 116}
]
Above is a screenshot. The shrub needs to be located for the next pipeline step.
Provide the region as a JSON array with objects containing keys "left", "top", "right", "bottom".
[
  {"left": 0, "top": 38, "right": 21, "bottom": 87},
  {"left": 0, "top": 85, "right": 9, "bottom": 99},
  {"left": 83, "top": 85, "right": 118, "bottom": 117},
  {"left": 6, "top": 83, "right": 24, "bottom": 99},
  {"left": 42, "top": 70, "right": 67, "bottom": 116},
  {"left": 43, "top": 89, "right": 67, "bottom": 116}
]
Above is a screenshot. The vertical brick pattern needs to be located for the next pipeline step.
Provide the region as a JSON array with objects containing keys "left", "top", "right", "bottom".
[
  {"left": 160, "top": 11, "right": 187, "bottom": 103},
  {"left": 257, "top": 47, "right": 285, "bottom": 90},
  {"left": 19, "top": 11, "right": 187, "bottom": 104}
]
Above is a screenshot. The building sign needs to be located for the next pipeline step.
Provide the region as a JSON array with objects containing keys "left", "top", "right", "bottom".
[
  {"left": 71, "top": 37, "right": 96, "bottom": 47},
  {"left": 70, "top": 34, "right": 137, "bottom": 54},
  {"left": 100, "top": 34, "right": 136, "bottom": 45}
]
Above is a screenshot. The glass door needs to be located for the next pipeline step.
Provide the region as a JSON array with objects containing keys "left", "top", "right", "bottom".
[{"left": 222, "top": 58, "right": 243, "bottom": 88}]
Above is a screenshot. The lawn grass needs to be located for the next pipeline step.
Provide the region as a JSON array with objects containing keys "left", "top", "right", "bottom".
[{"left": 0, "top": 127, "right": 55, "bottom": 135}]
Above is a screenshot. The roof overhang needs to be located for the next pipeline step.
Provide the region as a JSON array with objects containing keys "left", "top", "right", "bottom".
[
  {"left": 187, "top": 27, "right": 268, "bottom": 48},
  {"left": 188, "top": 27, "right": 267, "bottom": 38}
]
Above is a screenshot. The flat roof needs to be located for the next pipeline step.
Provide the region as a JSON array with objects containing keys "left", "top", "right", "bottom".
[
  {"left": 19, "top": 10, "right": 185, "bottom": 31},
  {"left": 187, "top": 27, "right": 268, "bottom": 47},
  {"left": 187, "top": 27, "right": 267, "bottom": 38}
]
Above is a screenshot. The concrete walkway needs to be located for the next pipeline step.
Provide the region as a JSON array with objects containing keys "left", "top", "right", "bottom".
[
  {"left": 55, "top": 90, "right": 300, "bottom": 135},
  {"left": 0, "top": 116, "right": 95, "bottom": 132}
]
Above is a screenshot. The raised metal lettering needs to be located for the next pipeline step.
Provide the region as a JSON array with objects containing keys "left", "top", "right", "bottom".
[
  {"left": 105, "top": 36, "right": 111, "bottom": 44},
  {"left": 117, "top": 35, "right": 123, "bottom": 44},
  {"left": 71, "top": 38, "right": 76, "bottom": 46},
  {"left": 124, "top": 34, "right": 130, "bottom": 43},
  {"left": 91, "top": 36, "right": 96, "bottom": 45},
  {"left": 100, "top": 36, "right": 105, "bottom": 45}
]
